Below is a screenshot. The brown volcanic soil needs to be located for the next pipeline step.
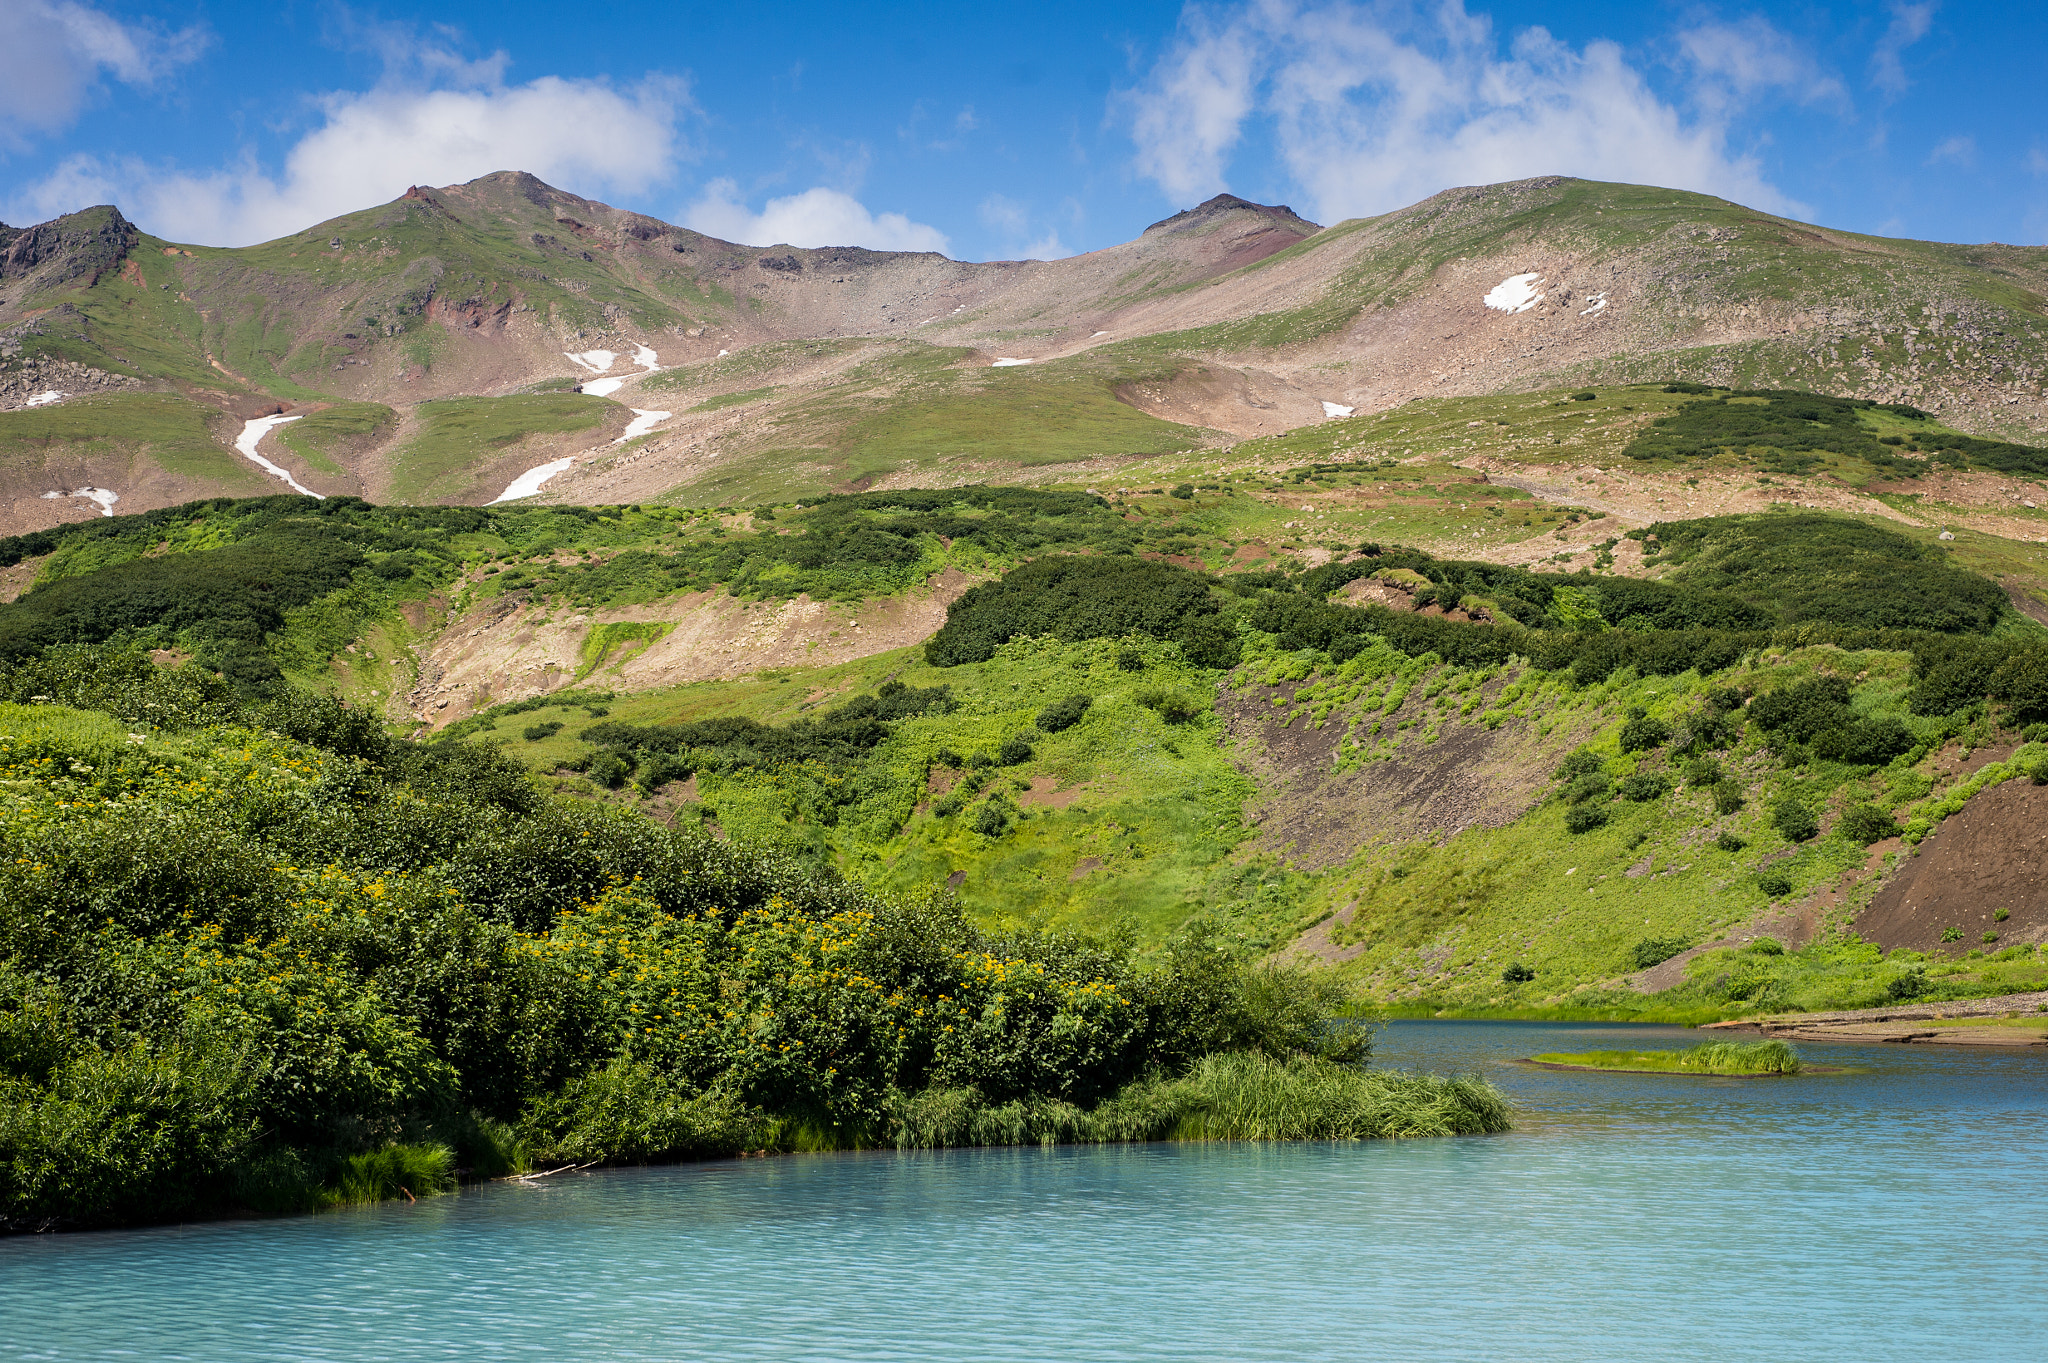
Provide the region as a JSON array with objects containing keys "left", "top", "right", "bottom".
[
  {"left": 1220, "top": 667, "right": 1593, "bottom": 870},
  {"left": 1855, "top": 776, "right": 2048, "bottom": 955}
]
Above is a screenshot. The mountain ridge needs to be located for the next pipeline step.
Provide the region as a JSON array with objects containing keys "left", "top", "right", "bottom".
[{"left": 2, "top": 173, "right": 2045, "bottom": 530}]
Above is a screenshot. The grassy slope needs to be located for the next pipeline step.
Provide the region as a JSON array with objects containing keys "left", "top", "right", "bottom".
[
  {"left": 0, "top": 392, "right": 268, "bottom": 491},
  {"left": 466, "top": 635, "right": 1317, "bottom": 955},
  {"left": 10, "top": 377, "right": 2046, "bottom": 1022},
  {"left": 275, "top": 402, "right": 396, "bottom": 477},
  {"left": 386, "top": 394, "right": 621, "bottom": 503}
]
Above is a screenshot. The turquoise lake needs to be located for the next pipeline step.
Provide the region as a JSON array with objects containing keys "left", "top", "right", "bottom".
[{"left": 6, "top": 1020, "right": 2046, "bottom": 1360}]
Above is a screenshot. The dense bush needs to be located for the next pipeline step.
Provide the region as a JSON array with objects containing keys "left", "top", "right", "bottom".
[
  {"left": 926, "top": 557, "right": 1240, "bottom": 668},
  {"left": 1838, "top": 803, "right": 1901, "bottom": 845},
  {"left": 1772, "top": 798, "right": 1819, "bottom": 842},
  {"left": 1631, "top": 937, "right": 1690, "bottom": 970},
  {"left": 1619, "top": 711, "right": 1672, "bottom": 753},
  {"left": 1622, "top": 386, "right": 2048, "bottom": 479},
  {"left": 1564, "top": 803, "right": 1610, "bottom": 833},
  {"left": 1034, "top": 693, "right": 1093, "bottom": 733},
  {"left": 0, "top": 650, "right": 1390, "bottom": 1229},
  {"left": 1619, "top": 773, "right": 1671, "bottom": 802}
]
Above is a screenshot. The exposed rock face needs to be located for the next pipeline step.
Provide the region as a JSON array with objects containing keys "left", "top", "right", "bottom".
[
  {"left": 1144, "top": 192, "right": 1323, "bottom": 238},
  {"left": 0, "top": 356, "right": 140, "bottom": 409},
  {"left": 0, "top": 206, "right": 138, "bottom": 289}
]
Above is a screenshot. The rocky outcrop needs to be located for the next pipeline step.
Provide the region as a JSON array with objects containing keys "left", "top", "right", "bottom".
[{"left": 0, "top": 206, "right": 138, "bottom": 291}]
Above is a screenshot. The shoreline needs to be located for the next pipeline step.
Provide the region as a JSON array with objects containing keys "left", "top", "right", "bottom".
[{"left": 1702, "top": 990, "right": 2048, "bottom": 1048}]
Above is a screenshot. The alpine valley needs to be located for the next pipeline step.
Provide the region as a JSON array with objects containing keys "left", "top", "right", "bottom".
[{"left": 5, "top": 172, "right": 2048, "bottom": 1229}]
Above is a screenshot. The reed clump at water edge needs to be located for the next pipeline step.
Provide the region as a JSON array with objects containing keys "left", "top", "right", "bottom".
[
  {"left": 889, "top": 1053, "right": 1513, "bottom": 1148},
  {"left": 1529, "top": 1040, "right": 1802, "bottom": 1076}
]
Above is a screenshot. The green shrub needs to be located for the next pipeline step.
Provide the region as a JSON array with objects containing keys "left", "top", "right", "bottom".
[
  {"left": 1502, "top": 963, "right": 1535, "bottom": 983},
  {"left": 1715, "top": 830, "right": 1748, "bottom": 852},
  {"left": 1712, "top": 780, "right": 1747, "bottom": 815},
  {"left": 1136, "top": 688, "right": 1204, "bottom": 724},
  {"left": 1683, "top": 757, "right": 1725, "bottom": 786},
  {"left": 1564, "top": 802, "right": 1610, "bottom": 833},
  {"left": 1619, "top": 713, "right": 1672, "bottom": 753},
  {"left": 1555, "top": 749, "right": 1605, "bottom": 781},
  {"left": 1838, "top": 803, "right": 1901, "bottom": 845},
  {"left": 1631, "top": 937, "right": 1689, "bottom": 970},
  {"left": 1619, "top": 772, "right": 1671, "bottom": 802},
  {"left": 1773, "top": 798, "right": 1819, "bottom": 842},
  {"left": 926, "top": 557, "right": 1236, "bottom": 668},
  {"left": 971, "top": 798, "right": 1011, "bottom": 837},
  {"left": 1170, "top": 484, "right": 1195, "bottom": 500},
  {"left": 1758, "top": 868, "right": 1794, "bottom": 897},
  {"left": 997, "top": 735, "right": 1036, "bottom": 766},
  {"left": 1035, "top": 694, "right": 1093, "bottom": 733},
  {"left": 522, "top": 722, "right": 564, "bottom": 742},
  {"left": 1885, "top": 970, "right": 1928, "bottom": 1000}
]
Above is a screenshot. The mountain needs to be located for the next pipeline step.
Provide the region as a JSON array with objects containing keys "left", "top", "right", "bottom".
[{"left": 3, "top": 173, "right": 2046, "bottom": 529}]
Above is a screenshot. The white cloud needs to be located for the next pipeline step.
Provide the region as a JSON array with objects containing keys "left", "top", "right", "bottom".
[
  {"left": 980, "top": 193, "right": 1030, "bottom": 235},
  {"left": 1020, "top": 232, "right": 1071, "bottom": 261},
  {"left": 1127, "top": 7, "right": 1259, "bottom": 202},
  {"left": 1870, "top": 1, "right": 1936, "bottom": 97},
  {"left": 11, "top": 70, "right": 693, "bottom": 245},
  {"left": 1125, "top": 0, "right": 1807, "bottom": 223},
  {"left": 2028, "top": 148, "right": 2048, "bottom": 177},
  {"left": 0, "top": 0, "right": 209, "bottom": 149},
  {"left": 1925, "top": 135, "right": 1975, "bottom": 168},
  {"left": 684, "top": 179, "right": 949, "bottom": 253},
  {"left": 1676, "top": 15, "right": 1844, "bottom": 113}
]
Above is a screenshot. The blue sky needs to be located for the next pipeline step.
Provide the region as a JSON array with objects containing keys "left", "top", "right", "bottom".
[{"left": 4, "top": 1, "right": 2045, "bottom": 257}]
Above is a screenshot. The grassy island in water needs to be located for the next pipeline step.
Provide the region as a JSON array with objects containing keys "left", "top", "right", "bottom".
[{"left": 1529, "top": 1040, "right": 1804, "bottom": 1075}]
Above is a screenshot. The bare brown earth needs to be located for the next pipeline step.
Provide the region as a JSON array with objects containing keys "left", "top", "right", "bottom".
[
  {"left": 1855, "top": 776, "right": 2048, "bottom": 956},
  {"left": 1220, "top": 668, "right": 1594, "bottom": 873},
  {"left": 410, "top": 566, "right": 972, "bottom": 723},
  {"left": 1621, "top": 741, "right": 2033, "bottom": 993}
]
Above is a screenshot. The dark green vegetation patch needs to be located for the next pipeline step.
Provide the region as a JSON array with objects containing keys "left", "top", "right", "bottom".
[
  {"left": 926, "top": 556, "right": 1241, "bottom": 668},
  {"left": 1625, "top": 386, "right": 2048, "bottom": 478},
  {"left": 1638, "top": 514, "right": 2008, "bottom": 634}
]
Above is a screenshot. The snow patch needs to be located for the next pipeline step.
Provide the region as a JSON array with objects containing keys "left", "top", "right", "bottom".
[
  {"left": 25, "top": 390, "right": 65, "bottom": 408},
  {"left": 565, "top": 350, "right": 618, "bottom": 374},
  {"left": 990, "top": 357, "right": 1032, "bottom": 367},
  {"left": 490, "top": 457, "right": 576, "bottom": 504},
  {"left": 233, "top": 416, "right": 323, "bottom": 497},
  {"left": 1484, "top": 273, "right": 1545, "bottom": 314},
  {"left": 41, "top": 487, "right": 118, "bottom": 517},
  {"left": 617, "top": 409, "right": 672, "bottom": 443},
  {"left": 581, "top": 377, "right": 626, "bottom": 397},
  {"left": 1321, "top": 401, "right": 1355, "bottom": 419},
  {"left": 1580, "top": 292, "right": 1608, "bottom": 317},
  {"left": 717, "top": 349, "right": 729, "bottom": 357},
  {"left": 1090, "top": 331, "right": 1111, "bottom": 338}
]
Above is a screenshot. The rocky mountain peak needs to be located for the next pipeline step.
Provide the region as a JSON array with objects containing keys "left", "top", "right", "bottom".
[{"left": 1143, "top": 193, "right": 1322, "bottom": 237}]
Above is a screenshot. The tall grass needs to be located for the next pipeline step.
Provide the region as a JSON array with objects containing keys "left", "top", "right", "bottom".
[
  {"left": 891, "top": 1053, "right": 1511, "bottom": 1148},
  {"left": 328, "top": 1144, "right": 457, "bottom": 1205}
]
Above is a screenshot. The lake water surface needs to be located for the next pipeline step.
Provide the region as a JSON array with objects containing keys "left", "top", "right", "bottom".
[{"left": 7, "top": 1020, "right": 2046, "bottom": 1361}]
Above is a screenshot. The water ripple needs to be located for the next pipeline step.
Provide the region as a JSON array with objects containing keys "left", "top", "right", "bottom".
[{"left": 7, "top": 1022, "right": 2045, "bottom": 1361}]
